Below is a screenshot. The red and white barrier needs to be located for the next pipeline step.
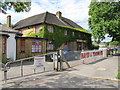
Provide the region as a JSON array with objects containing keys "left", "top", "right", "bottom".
[{"left": 80, "top": 50, "right": 103, "bottom": 60}]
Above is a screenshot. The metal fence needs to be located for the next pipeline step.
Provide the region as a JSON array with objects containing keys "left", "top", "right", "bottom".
[
  {"left": 1, "top": 49, "right": 119, "bottom": 84},
  {"left": 1, "top": 52, "right": 57, "bottom": 83}
]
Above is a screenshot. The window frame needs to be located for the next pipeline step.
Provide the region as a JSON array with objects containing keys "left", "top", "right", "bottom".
[
  {"left": 47, "top": 25, "right": 54, "bottom": 33},
  {"left": 72, "top": 32, "right": 75, "bottom": 36},
  {"left": 32, "top": 39, "right": 42, "bottom": 53},
  {"left": 2, "top": 37, "right": 6, "bottom": 54},
  {"left": 47, "top": 41, "right": 54, "bottom": 51},
  {"left": 64, "top": 30, "right": 67, "bottom": 35},
  {"left": 20, "top": 39, "right": 25, "bottom": 53}
]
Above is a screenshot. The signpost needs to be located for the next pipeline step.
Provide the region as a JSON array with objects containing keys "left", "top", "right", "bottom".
[{"left": 34, "top": 56, "right": 46, "bottom": 73}]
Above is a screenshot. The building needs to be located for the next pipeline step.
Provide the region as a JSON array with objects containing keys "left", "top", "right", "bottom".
[
  {"left": 16, "top": 36, "right": 46, "bottom": 59},
  {"left": 0, "top": 34, "right": 9, "bottom": 63},
  {"left": 0, "top": 16, "right": 47, "bottom": 61},
  {"left": 13, "top": 11, "right": 92, "bottom": 51},
  {"left": 0, "top": 20, "right": 22, "bottom": 61}
]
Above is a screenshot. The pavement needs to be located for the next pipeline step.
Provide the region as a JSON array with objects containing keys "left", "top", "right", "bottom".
[
  {"left": 0, "top": 54, "right": 119, "bottom": 88},
  {"left": 68, "top": 54, "right": 119, "bottom": 81}
]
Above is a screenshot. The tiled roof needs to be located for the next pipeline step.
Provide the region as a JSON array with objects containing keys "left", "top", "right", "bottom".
[{"left": 13, "top": 11, "right": 83, "bottom": 30}]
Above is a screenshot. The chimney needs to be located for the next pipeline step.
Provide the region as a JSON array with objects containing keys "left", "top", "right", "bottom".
[
  {"left": 7, "top": 15, "right": 11, "bottom": 27},
  {"left": 56, "top": 11, "right": 62, "bottom": 18}
]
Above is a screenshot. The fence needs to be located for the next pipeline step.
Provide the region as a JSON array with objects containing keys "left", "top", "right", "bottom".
[
  {"left": 61, "top": 50, "right": 106, "bottom": 69},
  {"left": 1, "top": 52, "right": 57, "bottom": 83},
  {"left": 1, "top": 49, "right": 114, "bottom": 83}
]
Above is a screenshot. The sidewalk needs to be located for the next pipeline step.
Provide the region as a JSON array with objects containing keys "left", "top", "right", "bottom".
[{"left": 68, "top": 54, "right": 119, "bottom": 81}]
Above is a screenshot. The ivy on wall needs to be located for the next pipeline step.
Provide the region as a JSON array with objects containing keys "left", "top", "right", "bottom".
[{"left": 25, "top": 24, "right": 92, "bottom": 50}]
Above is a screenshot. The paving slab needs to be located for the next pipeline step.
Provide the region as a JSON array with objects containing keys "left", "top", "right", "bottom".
[{"left": 68, "top": 55, "right": 119, "bottom": 81}]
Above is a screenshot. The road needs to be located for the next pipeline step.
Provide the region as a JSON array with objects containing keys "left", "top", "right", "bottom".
[{"left": 1, "top": 54, "right": 119, "bottom": 88}]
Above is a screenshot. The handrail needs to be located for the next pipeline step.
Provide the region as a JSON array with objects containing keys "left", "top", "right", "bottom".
[
  {"left": 2, "top": 52, "right": 57, "bottom": 84},
  {"left": 3, "top": 52, "right": 57, "bottom": 69}
]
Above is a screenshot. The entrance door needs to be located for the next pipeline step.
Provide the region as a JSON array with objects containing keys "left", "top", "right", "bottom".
[{"left": 77, "top": 42, "right": 82, "bottom": 51}]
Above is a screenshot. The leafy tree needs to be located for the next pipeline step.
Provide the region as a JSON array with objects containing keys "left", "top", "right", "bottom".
[
  {"left": 109, "top": 41, "right": 120, "bottom": 45},
  {"left": 0, "top": 1, "right": 31, "bottom": 14},
  {"left": 88, "top": 0, "right": 120, "bottom": 43}
]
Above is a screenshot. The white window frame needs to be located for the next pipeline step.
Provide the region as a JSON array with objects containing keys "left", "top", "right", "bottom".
[
  {"left": 48, "top": 26, "right": 54, "bottom": 33},
  {"left": 64, "top": 30, "right": 67, "bottom": 35},
  {"left": 32, "top": 40, "right": 42, "bottom": 53},
  {"left": 72, "top": 32, "right": 75, "bottom": 36}
]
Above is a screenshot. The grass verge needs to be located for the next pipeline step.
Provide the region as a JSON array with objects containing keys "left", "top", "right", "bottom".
[{"left": 116, "top": 66, "right": 120, "bottom": 79}]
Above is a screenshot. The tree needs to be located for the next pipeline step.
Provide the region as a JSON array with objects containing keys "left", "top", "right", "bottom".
[
  {"left": 0, "top": 1, "right": 31, "bottom": 14},
  {"left": 88, "top": 0, "right": 120, "bottom": 43}
]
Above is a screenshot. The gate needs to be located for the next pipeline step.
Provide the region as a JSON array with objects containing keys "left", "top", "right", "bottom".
[{"left": 1, "top": 52, "right": 59, "bottom": 83}]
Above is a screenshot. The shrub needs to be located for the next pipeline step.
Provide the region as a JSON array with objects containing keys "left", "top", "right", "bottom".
[
  {"left": 92, "top": 44, "right": 99, "bottom": 49},
  {"left": 116, "top": 73, "right": 120, "bottom": 79},
  {"left": 109, "top": 41, "right": 120, "bottom": 46}
]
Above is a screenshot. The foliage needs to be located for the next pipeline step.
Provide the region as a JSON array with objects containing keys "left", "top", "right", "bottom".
[
  {"left": 100, "top": 46, "right": 107, "bottom": 48},
  {"left": 0, "top": 1, "right": 31, "bottom": 14},
  {"left": 89, "top": 1, "right": 120, "bottom": 43},
  {"left": 117, "top": 73, "right": 120, "bottom": 79},
  {"left": 27, "top": 24, "right": 92, "bottom": 50},
  {"left": 109, "top": 41, "right": 120, "bottom": 46},
  {"left": 58, "top": 25, "right": 91, "bottom": 34},
  {"left": 116, "top": 67, "right": 120, "bottom": 79},
  {"left": 92, "top": 44, "right": 99, "bottom": 49}
]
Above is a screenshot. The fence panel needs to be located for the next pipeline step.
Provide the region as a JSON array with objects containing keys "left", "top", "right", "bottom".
[{"left": 62, "top": 50, "right": 104, "bottom": 69}]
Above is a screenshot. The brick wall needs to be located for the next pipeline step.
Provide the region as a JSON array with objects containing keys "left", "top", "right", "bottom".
[
  {"left": 16, "top": 38, "right": 46, "bottom": 59},
  {"left": 0, "top": 36, "right": 8, "bottom": 63}
]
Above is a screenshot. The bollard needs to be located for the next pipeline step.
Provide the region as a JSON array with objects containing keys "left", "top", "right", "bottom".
[
  {"left": 21, "top": 60, "right": 23, "bottom": 77},
  {"left": 53, "top": 54, "right": 55, "bottom": 70},
  {"left": 4, "top": 70, "right": 7, "bottom": 84},
  {"left": 83, "top": 60, "right": 85, "bottom": 64},
  {"left": 44, "top": 67, "right": 45, "bottom": 72},
  {"left": 34, "top": 68, "right": 35, "bottom": 74},
  {"left": 59, "top": 50, "right": 63, "bottom": 71}
]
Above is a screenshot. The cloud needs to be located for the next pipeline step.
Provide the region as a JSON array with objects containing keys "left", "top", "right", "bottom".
[{"left": 0, "top": 0, "right": 90, "bottom": 29}]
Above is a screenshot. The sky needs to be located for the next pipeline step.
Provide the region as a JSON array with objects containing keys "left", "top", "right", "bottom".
[{"left": 0, "top": 0, "right": 112, "bottom": 42}]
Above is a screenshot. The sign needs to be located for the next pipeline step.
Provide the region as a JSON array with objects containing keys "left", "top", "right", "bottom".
[
  {"left": 80, "top": 50, "right": 103, "bottom": 60},
  {"left": 34, "top": 56, "right": 45, "bottom": 68}
]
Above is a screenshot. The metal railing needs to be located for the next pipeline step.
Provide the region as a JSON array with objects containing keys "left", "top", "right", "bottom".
[{"left": 1, "top": 52, "right": 57, "bottom": 83}]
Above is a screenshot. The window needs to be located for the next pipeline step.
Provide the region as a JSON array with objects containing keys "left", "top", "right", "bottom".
[
  {"left": 47, "top": 41, "right": 54, "bottom": 50},
  {"left": 32, "top": 40, "right": 42, "bottom": 53},
  {"left": 2, "top": 38, "right": 6, "bottom": 53},
  {"left": 35, "top": 25, "right": 41, "bottom": 33},
  {"left": 47, "top": 26, "right": 54, "bottom": 33},
  {"left": 64, "top": 30, "right": 67, "bottom": 35},
  {"left": 59, "top": 29, "right": 62, "bottom": 32},
  {"left": 64, "top": 42, "right": 68, "bottom": 49},
  {"left": 20, "top": 39, "right": 25, "bottom": 52},
  {"left": 72, "top": 32, "right": 75, "bottom": 36}
]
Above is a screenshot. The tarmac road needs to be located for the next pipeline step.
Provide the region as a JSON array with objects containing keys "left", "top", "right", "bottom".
[{"left": 1, "top": 54, "right": 119, "bottom": 88}]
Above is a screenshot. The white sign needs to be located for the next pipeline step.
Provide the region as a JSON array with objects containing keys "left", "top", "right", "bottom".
[{"left": 34, "top": 56, "right": 45, "bottom": 68}]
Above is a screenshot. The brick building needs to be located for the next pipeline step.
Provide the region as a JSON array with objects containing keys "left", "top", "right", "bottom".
[{"left": 13, "top": 11, "right": 92, "bottom": 51}]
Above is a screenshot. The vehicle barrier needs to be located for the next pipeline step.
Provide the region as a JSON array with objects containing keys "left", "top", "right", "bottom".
[
  {"left": 61, "top": 50, "right": 105, "bottom": 69},
  {"left": 1, "top": 52, "right": 58, "bottom": 84}
]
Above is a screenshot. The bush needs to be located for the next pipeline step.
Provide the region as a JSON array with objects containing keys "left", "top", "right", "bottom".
[
  {"left": 100, "top": 46, "right": 107, "bottom": 48},
  {"left": 116, "top": 73, "right": 120, "bottom": 79},
  {"left": 109, "top": 41, "right": 120, "bottom": 46},
  {"left": 92, "top": 44, "right": 99, "bottom": 49}
]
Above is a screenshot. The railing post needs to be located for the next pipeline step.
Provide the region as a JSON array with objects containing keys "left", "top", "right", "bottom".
[
  {"left": 53, "top": 53, "right": 55, "bottom": 70},
  {"left": 21, "top": 60, "right": 23, "bottom": 77},
  {"left": 4, "top": 70, "right": 7, "bottom": 84},
  {"left": 59, "top": 50, "right": 63, "bottom": 71}
]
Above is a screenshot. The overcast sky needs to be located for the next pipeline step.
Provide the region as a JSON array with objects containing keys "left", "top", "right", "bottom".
[{"left": 0, "top": 0, "right": 112, "bottom": 42}]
